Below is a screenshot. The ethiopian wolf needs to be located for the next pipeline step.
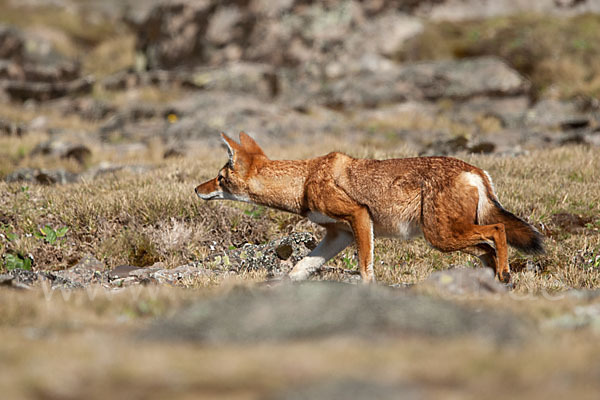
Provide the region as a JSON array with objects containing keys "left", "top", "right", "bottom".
[{"left": 195, "top": 132, "right": 543, "bottom": 283}]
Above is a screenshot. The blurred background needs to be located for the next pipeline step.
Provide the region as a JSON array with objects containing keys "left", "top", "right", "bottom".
[
  {"left": 2, "top": 2, "right": 600, "bottom": 399},
  {"left": 2, "top": 0, "right": 600, "bottom": 183}
]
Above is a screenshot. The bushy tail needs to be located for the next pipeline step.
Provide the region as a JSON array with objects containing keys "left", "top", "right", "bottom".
[{"left": 484, "top": 199, "right": 544, "bottom": 254}]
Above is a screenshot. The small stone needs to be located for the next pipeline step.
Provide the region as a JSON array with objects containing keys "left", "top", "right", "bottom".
[
  {"left": 0, "top": 274, "right": 14, "bottom": 286},
  {"left": 109, "top": 265, "right": 140, "bottom": 280},
  {"left": 62, "top": 145, "right": 92, "bottom": 165},
  {"left": 469, "top": 141, "right": 496, "bottom": 154},
  {"left": 420, "top": 267, "right": 507, "bottom": 296}
]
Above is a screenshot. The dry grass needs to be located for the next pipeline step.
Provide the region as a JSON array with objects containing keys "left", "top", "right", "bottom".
[
  {"left": 82, "top": 34, "right": 136, "bottom": 77},
  {"left": 1, "top": 132, "right": 599, "bottom": 294},
  {"left": 0, "top": 0, "right": 127, "bottom": 47}
]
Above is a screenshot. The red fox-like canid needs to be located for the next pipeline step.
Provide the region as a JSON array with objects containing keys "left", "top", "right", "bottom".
[{"left": 195, "top": 132, "right": 543, "bottom": 283}]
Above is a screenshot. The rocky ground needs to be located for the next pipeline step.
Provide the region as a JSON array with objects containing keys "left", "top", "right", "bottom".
[{"left": 1, "top": 0, "right": 600, "bottom": 399}]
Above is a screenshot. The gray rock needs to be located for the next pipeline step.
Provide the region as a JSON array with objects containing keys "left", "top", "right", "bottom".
[
  {"left": 184, "top": 63, "right": 278, "bottom": 99},
  {"left": 135, "top": 1, "right": 213, "bottom": 69},
  {"left": 267, "top": 379, "right": 422, "bottom": 400},
  {"left": 108, "top": 265, "right": 140, "bottom": 280},
  {"left": 150, "top": 263, "right": 214, "bottom": 285},
  {"left": 206, "top": 6, "right": 246, "bottom": 47},
  {"left": 398, "top": 57, "right": 529, "bottom": 100},
  {"left": 30, "top": 139, "right": 92, "bottom": 165},
  {"left": 0, "top": 24, "right": 24, "bottom": 60},
  {"left": 452, "top": 96, "right": 530, "bottom": 129},
  {"left": 420, "top": 136, "right": 470, "bottom": 156},
  {"left": 357, "top": 13, "right": 424, "bottom": 58},
  {"left": 0, "top": 268, "right": 37, "bottom": 289},
  {"left": 584, "top": 129, "right": 600, "bottom": 146},
  {"left": 134, "top": 1, "right": 422, "bottom": 70},
  {"left": 285, "top": 57, "right": 529, "bottom": 109},
  {"left": 544, "top": 303, "right": 600, "bottom": 333},
  {"left": 0, "top": 273, "right": 15, "bottom": 286},
  {"left": 143, "top": 281, "right": 532, "bottom": 343},
  {"left": 53, "top": 255, "right": 105, "bottom": 286},
  {"left": 208, "top": 232, "right": 317, "bottom": 277},
  {"left": 2, "top": 75, "right": 94, "bottom": 102},
  {"left": 420, "top": 267, "right": 507, "bottom": 296},
  {"left": 423, "top": 0, "right": 600, "bottom": 21},
  {"left": 524, "top": 99, "right": 587, "bottom": 129},
  {"left": 0, "top": 118, "right": 26, "bottom": 136},
  {"left": 163, "top": 91, "right": 352, "bottom": 144},
  {"left": 129, "top": 266, "right": 163, "bottom": 279},
  {"left": 58, "top": 98, "right": 116, "bottom": 121},
  {"left": 19, "top": 61, "right": 80, "bottom": 83},
  {"left": 5, "top": 168, "right": 79, "bottom": 185}
]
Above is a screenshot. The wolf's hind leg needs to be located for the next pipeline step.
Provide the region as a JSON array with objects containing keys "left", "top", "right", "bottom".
[{"left": 461, "top": 243, "right": 499, "bottom": 272}]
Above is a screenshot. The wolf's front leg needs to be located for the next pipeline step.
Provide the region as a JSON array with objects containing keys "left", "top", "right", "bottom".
[
  {"left": 348, "top": 207, "right": 375, "bottom": 283},
  {"left": 289, "top": 227, "right": 353, "bottom": 281}
]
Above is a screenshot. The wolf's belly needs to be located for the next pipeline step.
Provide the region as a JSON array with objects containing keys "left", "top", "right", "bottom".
[{"left": 374, "top": 219, "right": 422, "bottom": 240}]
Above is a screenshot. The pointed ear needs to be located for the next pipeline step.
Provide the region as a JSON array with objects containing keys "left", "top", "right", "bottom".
[
  {"left": 239, "top": 131, "right": 266, "bottom": 157},
  {"left": 221, "top": 132, "right": 243, "bottom": 167}
]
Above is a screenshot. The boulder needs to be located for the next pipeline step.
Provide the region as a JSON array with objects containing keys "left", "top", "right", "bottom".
[
  {"left": 284, "top": 57, "right": 529, "bottom": 109},
  {"left": 525, "top": 99, "right": 589, "bottom": 129},
  {"left": 142, "top": 281, "right": 532, "bottom": 343},
  {"left": 135, "top": 1, "right": 213, "bottom": 69},
  {"left": 162, "top": 91, "right": 352, "bottom": 145},
  {"left": 423, "top": 0, "right": 600, "bottom": 21},
  {"left": 398, "top": 57, "right": 529, "bottom": 100},
  {"left": 133, "top": 1, "right": 423, "bottom": 70},
  {"left": 0, "top": 24, "right": 90, "bottom": 102}
]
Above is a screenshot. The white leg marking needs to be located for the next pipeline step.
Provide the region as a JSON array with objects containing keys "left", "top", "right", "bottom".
[{"left": 289, "top": 230, "right": 354, "bottom": 281}]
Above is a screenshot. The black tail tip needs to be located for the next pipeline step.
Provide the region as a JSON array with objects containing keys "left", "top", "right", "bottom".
[
  {"left": 529, "top": 232, "right": 546, "bottom": 254},
  {"left": 523, "top": 230, "right": 545, "bottom": 255}
]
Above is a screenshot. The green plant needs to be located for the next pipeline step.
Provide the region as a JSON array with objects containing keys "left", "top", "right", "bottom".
[
  {"left": 35, "top": 225, "right": 69, "bottom": 245},
  {"left": 341, "top": 254, "right": 357, "bottom": 270},
  {"left": 4, "top": 253, "right": 32, "bottom": 271},
  {"left": 244, "top": 206, "right": 266, "bottom": 219},
  {"left": 1, "top": 224, "right": 17, "bottom": 242}
]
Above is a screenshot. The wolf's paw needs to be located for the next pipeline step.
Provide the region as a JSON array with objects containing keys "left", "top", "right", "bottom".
[
  {"left": 498, "top": 270, "right": 511, "bottom": 284},
  {"left": 288, "top": 269, "right": 310, "bottom": 281}
]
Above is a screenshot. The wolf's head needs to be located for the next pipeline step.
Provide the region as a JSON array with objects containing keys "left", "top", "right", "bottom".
[{"left": 195, "top": 132, "right": 266, "bottom": 202}]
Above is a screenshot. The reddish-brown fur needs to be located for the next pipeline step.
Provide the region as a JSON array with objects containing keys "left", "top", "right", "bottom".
[{"left": 196, "top": 132, "right": 543, "bottom": 283}]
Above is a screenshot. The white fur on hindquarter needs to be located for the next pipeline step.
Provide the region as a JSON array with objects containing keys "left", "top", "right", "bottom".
[{"left": 461, "top": 171, "right": 492, "bottom": 224}]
